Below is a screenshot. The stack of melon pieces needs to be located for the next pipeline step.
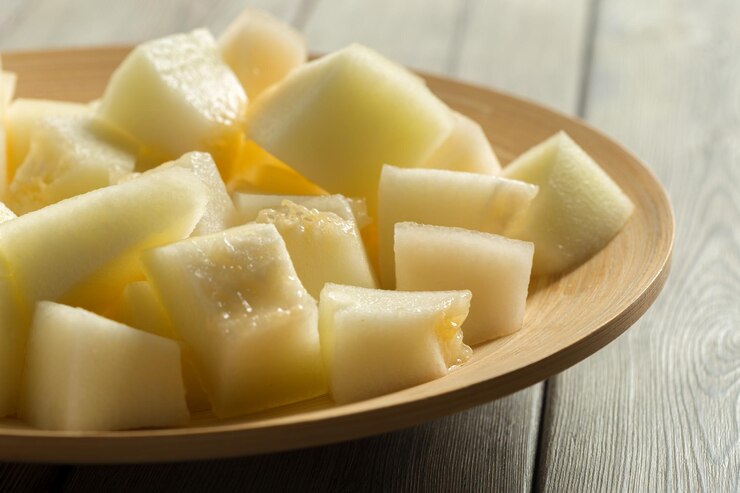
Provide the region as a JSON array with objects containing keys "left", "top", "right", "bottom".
[{"left": 0, "top": 8, "right": 634, "bottom": 431}]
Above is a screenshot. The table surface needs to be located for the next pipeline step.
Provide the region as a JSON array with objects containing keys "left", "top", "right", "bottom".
[{"left": 1, "top": 0, "right": 738, "bottom": 491}]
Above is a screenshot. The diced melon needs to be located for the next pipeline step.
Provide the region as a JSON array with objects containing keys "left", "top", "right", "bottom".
[
  {"left": 148, "top": 151, "right": 238, "bottom": 236},
  {"left": 218, "top": 7, "right": 307, "bottom": 98},
  {"left": 228, "top": 139, "right": 326, "bottom": 195},
  {"left": 395, "top": 223, "right": 533, "bottom": 345},
  {"left": 20, "top": 301, "right": 189, "bottom": 431},
  {"left": 0, "top": 167, "right": 208, "bottom": 313},
  {"left": 0, "top": 204, "right": 22, "bottom": 417},
  {"left": 502, "top": 131, "right": 635, "bottom": 275},
  {"left": 142, "top": 223, "right": 325, "bottom": 418},
  {"left": 97, "top": 29, "right": 247, "bottom": 176},
  {"left": 245, "top": 44, "right": 454, "bottom": 210},
  {"left": 377, "top": 164, "right": 538, "bottom": 288},
  {"left": 4, "top": 98, "right": 89, "bottom": 180},
  {"left": 256, "top": 200, "right": 377, "bottom": 298},
  {"left": 1, "top": 71, "right": 16, "bottom": 109},
  {"left": 422, "top": 112, "right": 501, "bottom": 175},
  {"left": 318, "top": 283, "right": 471, "bottom": 404},
  {"left": 8, "top": 115, "right": 138, "bottom": 214},
  {"left": 116, "top": 281, "right": 211, "bottom": 412},
  {"left": 232, "top": 192, "right": 368, "bottom": 227}
]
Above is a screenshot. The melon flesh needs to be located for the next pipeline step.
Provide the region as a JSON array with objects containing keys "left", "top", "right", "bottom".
[
  {"left": 232, "top": 192, "right": 369, "bottom": 228},
  {"left": 147, "top": 151, "right": 238, "bottom": 236},
  {"left": 116, "top": 281, "right": 211, "bottom": 412},
  {"left": 20, "top": 301, "right": 189, "bottom": 431},
  {"left": 218, "top": 7, "right": 307, "bottom": 98},
  {"left": 4, "top": 98, "right": 89, "bottom": 181},
  {"left": 228, "top": 140, "right": 327, "bottom": 196},
  {"left": 377, "top": 164, "right": 537, "bottom": 288},
  {"left": 395, "top": 222, "right": 534, "bottom": 345},
  {"left": 97, "top": 29, "right": 247, "bottom": 176},
  {"left": 9, "top": 115, "right": 138, "bottom": 214},
  {"left": 142, "top": 223, "right": 325, "bottom": 418},
  {"left": 1, "top": 71, "right": 16, "bottom": 109},
  {"left": 318, "top": 283, "right": 471, "bottom": 404},
  {"left": 502, "top": 131, "right": 635, "bottom": 275},
  {"left": 0, "top": 167, "right": 208, "bottom": 312},
  {"left": 0, "top": 204, "right": 23, "bottom": 417},
  {"left": 245, "top": 44, "right": 453, "bottom": 211},
  {"left": 256, "top": 200, "right": 377, "bottom": 298},
  {"left": 422, "top": 111, "right": 501, "bottom": 175}
]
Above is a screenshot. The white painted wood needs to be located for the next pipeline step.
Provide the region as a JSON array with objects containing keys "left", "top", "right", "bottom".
[
  {"left": 0, "top": 0, "right": 303, "bottom": 50},
  {"left": 537, "top": 1, "right": 740, "bottom": 491}
]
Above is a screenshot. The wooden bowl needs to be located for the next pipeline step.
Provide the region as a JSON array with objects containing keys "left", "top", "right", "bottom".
[{"left": 0, "top": 47, "right": 674, "bottom": 463}]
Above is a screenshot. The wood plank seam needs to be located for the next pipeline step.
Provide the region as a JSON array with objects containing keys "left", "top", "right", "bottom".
[{"left": 532, "top": 0, "right": 603, "bottom": 490}]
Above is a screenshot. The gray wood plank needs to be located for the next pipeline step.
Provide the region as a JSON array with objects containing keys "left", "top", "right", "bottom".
[
  {"left": 0, "top": 0, "right": 304, "bottom": 51},
  {"left": 0, "top": 462, "right": 61, "bottom": 492},
  {"left": 61, "top": 391, "right": 541, "bottom": 493},
  {"left": 455, "top": 0, "right": 592, "bottom": 114},
  {"left": 537, "top": 0, "right": 740, "bottom": 491}
]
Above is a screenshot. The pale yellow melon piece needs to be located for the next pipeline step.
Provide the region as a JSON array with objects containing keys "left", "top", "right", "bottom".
[
  {"left": 147, "top": 151, "right": 238, "bottom": 236},
  {"left": 232, "top": 192, "right": 369, "bottom": 228},
  {"left": 395, "top": 223, "right": 533, "bottom": 345},
  {"left": 97, "top": 29, "right": 247, "bottom": 176},
  {"left": 20, "top": 301, "right": 189, "bottom": 431},
  {"left": 142, "top": 223, "right": 325, "bottom": 418},
  {"left": 117, "top": 281, "right": 210, "bottom": 412},
  {"left": 8, "top": 115, "right": 138, "bottom": 214},
  {"left": 502, "top": 131, "right": 635, "bottom": 275},
  {"left": 228, "top": 139, "right": 326, "bottom": 195},
  {"left": 218, "top": 7, "right": 307, "bottom": 99},
  {"left": 0, "top": 203, "right": 22, "bottom": 417},
  {"left": 245, "top": 44, "right": 454, "bottom": 211},
  {"left": 422, "top": 112, "right": 501, "bottom": 175},
  {"left": 256, "top": 200, "right": 377, "bottom": 298},
  {"left": 1, "top": 72, "right": 17, "bottom": 110},
  {"left": 0, "top": 167, "right": 208, "bottom": 312},
  {"left": 4, "top": 98, "right": 89, "bottom": 181},
  {"left": 377, "top": 164, "right": 538, "bottom": 288},
  {"left": 318, "top": 283, "right": 471, "bottom": 404}
]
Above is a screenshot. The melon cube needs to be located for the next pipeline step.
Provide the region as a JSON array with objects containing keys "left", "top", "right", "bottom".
[
  {"left": 20, "top": 301, "right": 188, "bottom": 431},
  {"left": 502, "top": 132, "right": 635, "bottom": 275},
  {"left": 0, "top": 204, "right": 23, "bottom": 417},
  {"left": 245, "top": 44, "right": 454, "bottom": 210},
  {"left": 378, "top": 164, "right": 537, "bottom": 287},
  {"left": 256, "top": 200, "right": 377, "bottom": 298},
  {"left": 1, "top": 71, "right": 16, "bottom": 109},
  {"left": 232, "top": 192, "right": 369, "bottom": 228},
  {"left": 142, "top": 223, "right": 325, "bottom": 418},
  {"left": 218, "top": 7, "right": 307, "bottom": 98},
  {"left": 0, "top": 167, "right": 208, "bottom": 313},
  {"left": 97, "top": 29, "right": 247, "bottom": 176},
  {"left": 148, "top": 151, "right": 238, "bottom": 235},
  {"left": 8, "top": 115, "right": 138, "bottom": 214},
  {"left": 319, "top": 283, "right": 471, "bottom": 404},
  {"left": 4, "top": 98, "right": 89, "bottom": 181},
  {"left": 228, "top": 140, "right": 327, "bottom": 196},
  {"left": 395, "top": 222, "right": 534, "bottom": 345},
  {"left": 422, "top": 112, "right": 501, "bottom": 175},
  {"left": 116, "top": 281, "right": 211, "bottom": 412}
]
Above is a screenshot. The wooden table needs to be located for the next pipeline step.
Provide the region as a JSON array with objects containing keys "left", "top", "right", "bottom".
[{"left": 1, "top": 1, "right": 738, "bottom": 491}]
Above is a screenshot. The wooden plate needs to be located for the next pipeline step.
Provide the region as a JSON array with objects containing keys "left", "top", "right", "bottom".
[{"left": 0, "top": 47, "right": 674, "bottom": 464}]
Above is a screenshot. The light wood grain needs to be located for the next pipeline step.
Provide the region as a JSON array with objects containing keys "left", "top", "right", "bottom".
[
  {"left": 0, "top": 0, "right": 304, "bottom": 51},
  {"left": 60, "top": 396, "right": 541, "bottom": 492},
  {"left": 0, "top": 46, "right": 673, "bottom": 464},
  {"left": 536, "top": 0, "right": 740, "bottom": 491}
]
